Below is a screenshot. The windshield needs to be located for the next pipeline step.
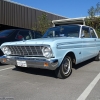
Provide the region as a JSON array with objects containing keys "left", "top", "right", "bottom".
[
  {"left": 0, "top": 30, "right": 14, "bottom": 37},
  {"left": 43, "top": 25, "right": 80, "bottom": 38}
]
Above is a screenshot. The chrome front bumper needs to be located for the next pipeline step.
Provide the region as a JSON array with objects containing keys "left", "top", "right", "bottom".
[{"left": 0, "top": 56, "right": 59, "bottom": 70}]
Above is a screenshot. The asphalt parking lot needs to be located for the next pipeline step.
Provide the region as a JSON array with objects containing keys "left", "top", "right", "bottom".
[{"left": 0, "top": 59, "right": 100, "bottom": 100}]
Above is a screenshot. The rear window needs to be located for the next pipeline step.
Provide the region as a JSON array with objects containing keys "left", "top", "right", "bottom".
[{"left": 0, "top": 30, "right": 14, "bottom": 37}]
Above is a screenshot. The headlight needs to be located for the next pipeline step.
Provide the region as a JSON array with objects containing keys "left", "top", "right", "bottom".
[
  {"left": 42, "top": 46, "right": 53, "bottom": 58},
  {"left": 1, "top": 46, "right": 11, "bottom": 55}
]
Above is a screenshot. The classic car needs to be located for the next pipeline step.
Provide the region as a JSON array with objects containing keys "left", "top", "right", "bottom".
[
  {"left": 0, "top": 24, "right": 100, "bottom": 79},
  {"left": 0, "top": 29, "right": 42, "bottom": 63}
]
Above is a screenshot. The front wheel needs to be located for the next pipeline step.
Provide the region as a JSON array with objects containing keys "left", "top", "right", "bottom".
[{"left": 55, "top": 56, "right": 72, "bottom": 79}]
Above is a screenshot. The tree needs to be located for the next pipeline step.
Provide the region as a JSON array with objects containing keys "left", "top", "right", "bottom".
[
  {"left": 95, "top": 2, "right": 100, "bottom": 16},
  {"left": 88, "top": 2, "right": 100, "bottom": 17},
  {"left": 85, "top": 2, "right": 100, "bottom": 37},
  {"left": 88, "top": 6, "right": 95, "bottom": 17},
  {"left": 33, "top": 13, "right": 52, "bottom": 35}
]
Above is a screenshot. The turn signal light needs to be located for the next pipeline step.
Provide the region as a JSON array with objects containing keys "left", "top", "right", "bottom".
[
  {"left": 44, "top": 62, "right": 49, "bottom": 67},
  {"left": 3, "top": 58, "right": 7, "bottom": 63}
]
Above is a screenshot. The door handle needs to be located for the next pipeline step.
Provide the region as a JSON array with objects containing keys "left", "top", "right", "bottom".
[{"left": 94, "top": 39, "right": 96, "bottom": 41}]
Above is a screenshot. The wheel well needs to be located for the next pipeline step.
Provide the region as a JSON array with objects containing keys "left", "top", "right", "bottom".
[{"left": 66, "top": 52, "right": 76, "bottom": 64}]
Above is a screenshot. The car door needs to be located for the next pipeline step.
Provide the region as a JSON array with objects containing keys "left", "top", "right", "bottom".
[
  {"left": 81, "top": 26, "right": 97, "bottom": 61},
  {"left": 90, "top": 27, "right": 98, "bottom": 55}
]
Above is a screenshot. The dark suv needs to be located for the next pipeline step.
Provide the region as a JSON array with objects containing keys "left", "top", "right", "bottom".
[{"left": 0, "top": 29, "right": 42, "bottom": 57}]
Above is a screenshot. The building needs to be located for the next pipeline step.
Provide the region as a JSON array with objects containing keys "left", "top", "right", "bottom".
[{"left": 0, "top": 0, "right": 67, "bottom": 30}]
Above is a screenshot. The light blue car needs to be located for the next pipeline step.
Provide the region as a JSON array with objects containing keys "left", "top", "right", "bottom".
[{"left": 0, "top": 24, "right": 100, "bottom": 79}]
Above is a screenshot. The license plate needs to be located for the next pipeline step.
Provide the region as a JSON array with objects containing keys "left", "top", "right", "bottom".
[{"left": 16, "top": 60, "right": 27, "bottom": 67}]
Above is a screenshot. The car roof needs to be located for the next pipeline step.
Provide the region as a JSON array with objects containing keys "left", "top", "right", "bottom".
[
  {"left": 1, "top": 28, "right": 35, "bottom": 32},
  {"left": 53, "top": 24, "right": 93, "bottom": 28}
]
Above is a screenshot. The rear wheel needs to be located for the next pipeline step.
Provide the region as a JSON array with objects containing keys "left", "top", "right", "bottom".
[
  {"left": 55, "top": 56, "right": 72, "bottom": 79},
  {"left": 95, "top": 51, "right": 100, "bottom": 61}
]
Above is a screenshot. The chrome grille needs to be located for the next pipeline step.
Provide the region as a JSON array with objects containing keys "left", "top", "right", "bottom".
[{"left": 8, "top": 46, "right": 43, "bottom": 56}]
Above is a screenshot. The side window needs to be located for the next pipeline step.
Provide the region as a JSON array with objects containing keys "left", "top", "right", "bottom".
[
  {"left": 81, "top": 26, "right": 91, "bottom": 38},
  {"left": 15, "top": 30, "right": 32, "bottom": 41},
  {"left": 33, "top": 31, "right": 42, "bottom": 39},
  {"left": 90, "top": 28, "right": 96, "bottom": 38}
]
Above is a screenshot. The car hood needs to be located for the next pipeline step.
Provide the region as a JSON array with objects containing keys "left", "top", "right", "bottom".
[
  {"left": 27, "top": 37, "right": 79, "bottom": 44},
  {"left": 1, "top": 37, "right": 80, "bottom": 47}
]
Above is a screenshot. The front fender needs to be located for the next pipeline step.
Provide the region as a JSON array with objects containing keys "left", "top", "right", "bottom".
[{"left": 55, "top": 49, "right": 77, "bottom": 66}]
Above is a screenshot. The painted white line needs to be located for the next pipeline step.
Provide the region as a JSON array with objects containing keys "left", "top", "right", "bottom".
[
  {"left": 77, "top": 73, "right": 100, "bottom": 100},
  {"left": 0, "top": 67, "right": 14, "bottom": 72}
]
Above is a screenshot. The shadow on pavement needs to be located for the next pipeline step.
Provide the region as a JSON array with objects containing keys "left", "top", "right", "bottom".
[
  {"left": 0, "top": 63, "right": 8, "bottom": 66},
  {"left": 73, "top": 58, "right": 95, "bottom": 70},
  {"left": 13, "top": 67, "right": 56, "bottom": 78},
  {"left": 13, "top": 58, "right": 95, "bottom": 78}
]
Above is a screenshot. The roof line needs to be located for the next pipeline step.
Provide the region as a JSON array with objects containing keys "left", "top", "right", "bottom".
[
  {"left": 52, "top": 17, "right": 85, "bottom": 23},
  {"left": 3, "top": 0, "right": 68, "bottom": 18},
  {"left": 52, "top": 17, "right": 86, "bottom": 25}
]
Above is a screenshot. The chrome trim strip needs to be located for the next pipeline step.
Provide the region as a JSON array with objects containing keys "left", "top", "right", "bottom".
[{"left": 0, "top": 56, "right": 58, "bottom": 70}]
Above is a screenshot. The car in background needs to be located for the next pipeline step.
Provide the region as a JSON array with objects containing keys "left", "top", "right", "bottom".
[{"left": 0, "top": 29, "right": 42, "bottom": 63}]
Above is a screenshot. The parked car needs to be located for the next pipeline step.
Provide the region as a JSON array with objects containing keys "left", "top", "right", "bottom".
[
  {"left": 0, "top": 25, "right": 100, "bottom": 79},
  {"left": 0, "top": 29, "right": 42, "bottom": 63}
]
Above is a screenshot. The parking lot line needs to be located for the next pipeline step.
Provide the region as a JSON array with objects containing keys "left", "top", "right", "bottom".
[
  {"left": 0, "top": 67, "right": 14, "bottom": 72},
  {"left": 77, "top": 72, "right": 100, "bottom": 100}
]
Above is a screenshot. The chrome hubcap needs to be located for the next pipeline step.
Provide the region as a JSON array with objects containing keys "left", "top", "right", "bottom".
[{"left": 62, "top": 58, "right": 71, "bottom": 75}]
